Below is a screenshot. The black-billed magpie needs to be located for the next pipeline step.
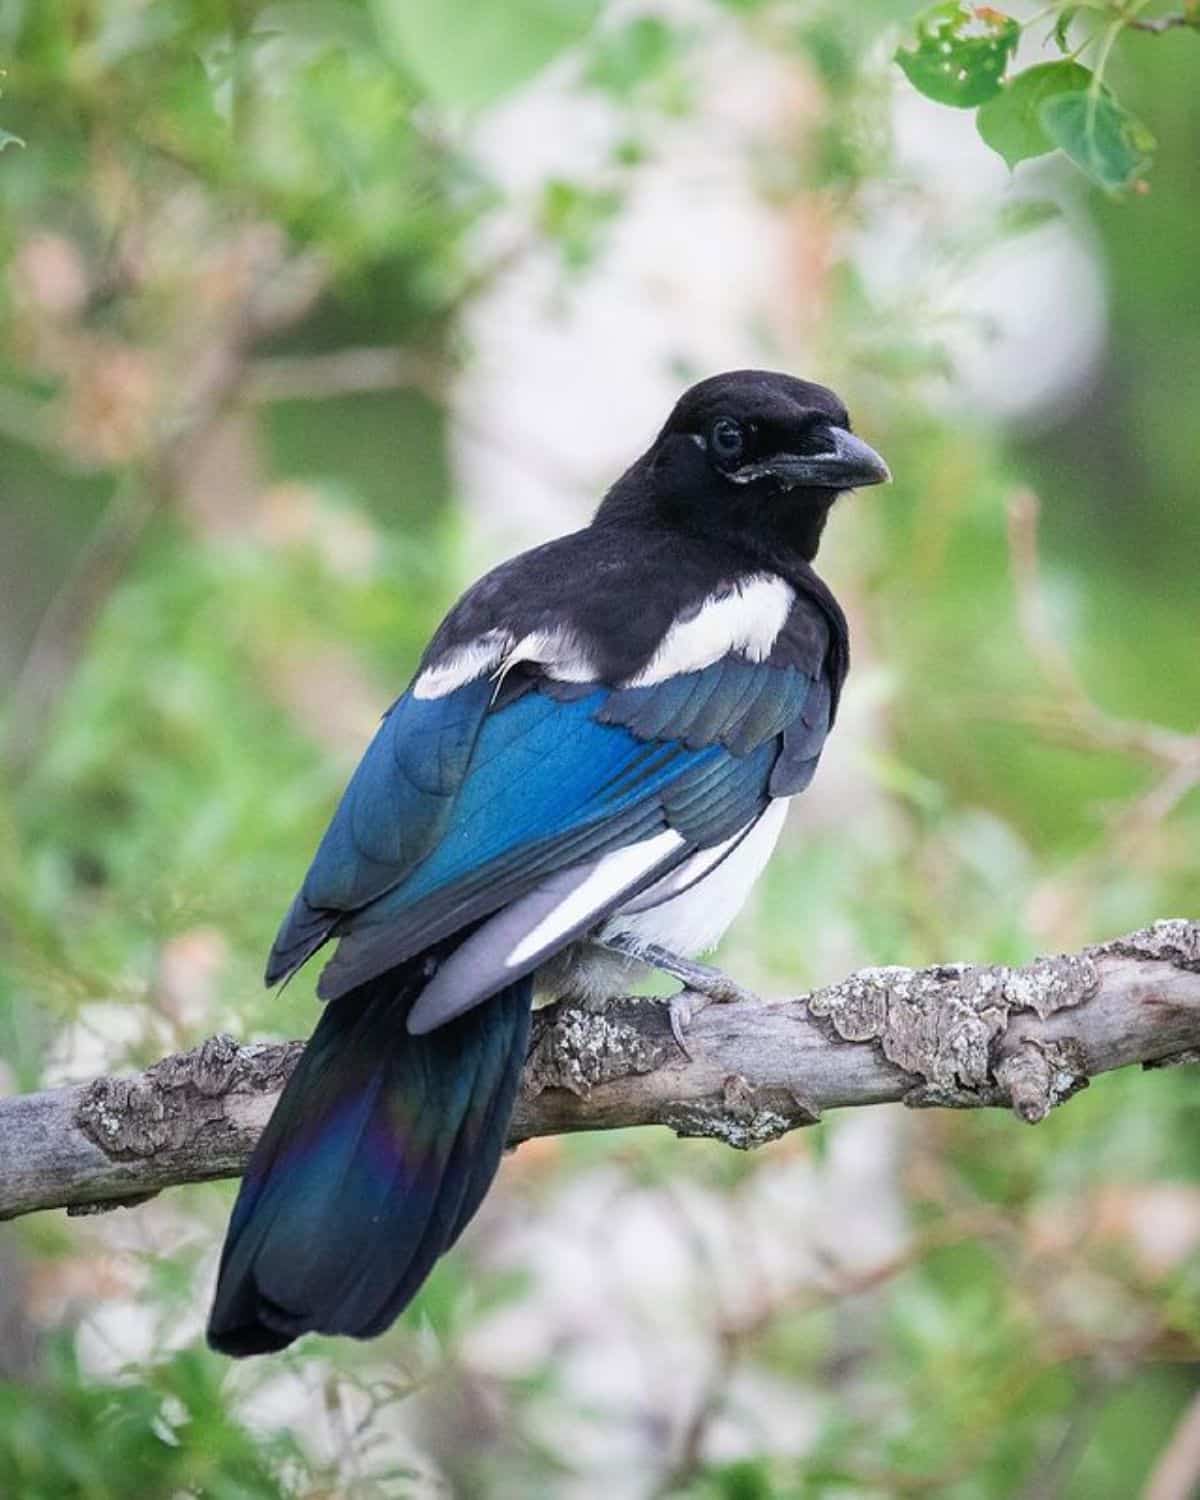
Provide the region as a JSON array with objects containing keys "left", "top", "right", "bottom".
[{"left": 207, "top": 369, "right": 889, "bottom": 1356}]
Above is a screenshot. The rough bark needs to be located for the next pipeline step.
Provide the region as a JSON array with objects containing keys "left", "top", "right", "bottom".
[{"left": 0, "top": 920, "right": 1197, "bottom": 1223}]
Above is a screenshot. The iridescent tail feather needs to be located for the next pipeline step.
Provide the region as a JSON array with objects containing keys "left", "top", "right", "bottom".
[{"left": 207, "top": 956, "right": 532, "bottom": 1357}]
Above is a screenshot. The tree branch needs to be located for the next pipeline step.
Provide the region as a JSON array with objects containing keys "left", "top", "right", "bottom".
[{"left": 1, "top": 921, "right": 1197, "bottom": 1223}]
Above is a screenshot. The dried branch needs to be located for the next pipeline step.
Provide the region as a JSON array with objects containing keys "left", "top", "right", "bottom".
[
  {"left": 2, "top": 249, "right": 329, "bottom": 780},
  {"left": 1005, "top": 490, "right": 1200, "bottom": 865},
  {"left": 244, "top": 347, "right": 448, "bottom": 405},
  {"left": 244, "top": 346, "right": 597, "bottom": 499},
  {"left": 0, "top": 922, "right": 1197, "bottom": 1224},
  {"left": 1006, "top": 491, "right": 1200, "bottom": 773},
  {"left": 1126, "top": 12, "right": 1200, "bottom": 35},
  {"left": 2, "top": 472, "right": 166, "bottom": 777},
  {"left": 1144, "top": 1390, "right": 1200, "bottom": 1500}
]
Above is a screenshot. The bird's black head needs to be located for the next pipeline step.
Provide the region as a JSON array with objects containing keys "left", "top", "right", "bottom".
[{"left": 596, "top": 370, "right": 889, "bottom": 564}]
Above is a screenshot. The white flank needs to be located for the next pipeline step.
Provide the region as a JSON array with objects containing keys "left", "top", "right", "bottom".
[
  {"left": 412, "top": 629, "right": 513, "bottom": 700},
  {"left": 601, "top": 798, "right": 789, "bottom": 957},
  {"left": 627, "top": 575, "right": 794, "bottom": 687},
  {"left": 505, "top": 829, "right": 686, "bottom": 969}
]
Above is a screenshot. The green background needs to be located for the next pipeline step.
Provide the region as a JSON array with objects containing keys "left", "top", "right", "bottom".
[{"left": 0, "top": 2, "right": 1196, "bottom": 1495}]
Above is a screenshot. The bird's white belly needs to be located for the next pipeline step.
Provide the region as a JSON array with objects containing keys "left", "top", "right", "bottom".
[{"left": 600, "top": 798, "right": 790, "bottom": 958}]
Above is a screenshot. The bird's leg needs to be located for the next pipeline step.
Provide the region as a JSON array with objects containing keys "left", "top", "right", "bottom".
[
  {"left": 600, "top": 932, "right": 759, "bottom": 1003},
  {"left": 599, "top": 932, "right": 759, "bottom": 1059}
]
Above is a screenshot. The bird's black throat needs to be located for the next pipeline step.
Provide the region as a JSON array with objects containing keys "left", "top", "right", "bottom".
[{"left": 594, "top": 456, "right": 842, "bottom": 572}]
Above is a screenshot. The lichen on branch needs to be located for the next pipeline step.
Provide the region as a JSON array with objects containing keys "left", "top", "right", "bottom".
[{"left": 0, "top": 921, "right": 1196, "bottom": 1223}]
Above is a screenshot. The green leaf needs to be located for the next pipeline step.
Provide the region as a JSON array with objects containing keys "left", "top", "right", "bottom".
[
  {"left": 996, "top": 197, "right": 1061, "bottom": 234},
  {"left": 1053, "top": 6, "right": 1079, "bottom": 53},
  {"left": 977, "top": 60, "right": 1092, "bottom": 168},
  {"left": 895, "top": 3, "right": 1020, "bottom": 109},
  {"left": 584, "top": 16, "right": 677, "bottom": 99},
  {"left": 539, "top": 177, "right": 622, "bottom": 267},
  {"left": 372, "top": 0, "right": 601, "bottom": 109},
  {"left": 1040, "top": 88, "right": 1156, "bottom": 192}
]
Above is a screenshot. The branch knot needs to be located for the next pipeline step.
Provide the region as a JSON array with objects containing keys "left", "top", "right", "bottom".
[
  {"left": 806, "top": 952, "right": 1099, "bottom": 1115},
  {"left": 523, "top": 1001, "right": 670, "bottom": 1100},
  {"left": 76, "top": 1034, "right": 303, "bottom": 1161}
]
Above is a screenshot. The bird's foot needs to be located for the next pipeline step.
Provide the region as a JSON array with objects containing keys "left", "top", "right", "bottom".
[{"left": 601, "top": 933, "right": 759, "bottom": 1059}]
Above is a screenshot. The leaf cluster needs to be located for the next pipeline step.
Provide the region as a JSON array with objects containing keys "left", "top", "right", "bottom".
[{"left": 895, "top": 2, "right": 1173, "bottom": 192}]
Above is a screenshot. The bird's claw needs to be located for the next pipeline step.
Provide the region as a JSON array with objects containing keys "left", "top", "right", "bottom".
[
  {"left": 598, "top": 932, "right": 758, "bottom": 1057},
  {"left": 667, "top": 973, "right": 759, "bottom": 1060},
  {"left": 668, "top": 989, "right": 710, "bottom": 1060}
]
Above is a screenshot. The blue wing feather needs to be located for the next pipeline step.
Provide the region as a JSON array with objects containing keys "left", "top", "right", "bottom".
[
  {"left": 597, "top": 662, "right": 811, "bottom": 755},
  {"left": 266, "top": 680, "right": 494, "bottom": 981},
  {"left": 314, "top": 691, "right": 737, "bottom": 999},
  {"left": 271, "top": 652, "right": 829, "bottom": 1000}
]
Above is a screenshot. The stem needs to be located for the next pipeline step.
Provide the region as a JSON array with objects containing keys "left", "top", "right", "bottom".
[
  {"left": 229, "top": 0, "right": 252, "bottom": 145},
  {"left": 1090, "top": 16, "right": 1128, "bottom": 99},
  {"left": 2, "top": 468, "right": 166, "bottom": 780},
  {"left": 1126, "top": 10, "right": 1200, "bottom": 32}
]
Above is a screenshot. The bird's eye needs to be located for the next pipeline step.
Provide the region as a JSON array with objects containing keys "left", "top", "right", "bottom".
[{"left": 710, "top": 418, "right": 745, "bottom": 463}]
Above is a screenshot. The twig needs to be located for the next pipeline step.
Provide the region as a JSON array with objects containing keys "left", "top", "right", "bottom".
[
  {"left": 1006, "top": 490, "right": 1200, "bottom": 774},
  {"left": 2, "top": 251, "right": 328, "bottom": 779},
  {"left": 244, "top": 347, "right": 598, "bottom": 498},
  {"left": 1018, "top": 1347, "right": 1147, "bottom": 1500},
  {"left": 1143, "top": 1390, "right": 1200, "bottom": 1500},
  {"left": 0, "top": 920, "right": 1197, "bottom": 1223},
  {"left": 651, "top": 1205, "right": 1011, "bottom": 1496},
  {"left": 244, "top": 347, "right": 449, "bottom": 405},
  {"left": 655, "top": 1324, "right": 743, "bottom": 1496},
  {"left": 2, "top": 470, "right": 166, "bottom": 778},
  {"left": 1126, "top": 12, "right": 1200, "bottom": 34}
]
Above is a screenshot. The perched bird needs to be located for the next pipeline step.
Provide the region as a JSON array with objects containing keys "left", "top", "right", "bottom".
[{"left": 207, "top": 369, "right": 889, "bottom": 1356}]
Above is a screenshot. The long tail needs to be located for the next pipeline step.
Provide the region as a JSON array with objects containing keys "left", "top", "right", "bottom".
[{"left": 207, "top": 958, "right": 533, "bottom": 1357}]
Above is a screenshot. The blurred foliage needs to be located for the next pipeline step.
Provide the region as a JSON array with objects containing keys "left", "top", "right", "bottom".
[
  {"left": 0, "top": 1340, "right": 297, "bottom": 1500},
  {"left": 0, "top": 0, "right": 1197, "bottom": 1496}
]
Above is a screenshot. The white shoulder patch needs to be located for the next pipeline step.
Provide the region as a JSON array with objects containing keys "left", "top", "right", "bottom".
[
  {"left": 412, "top": 629, "right": 513, "bottom": 700},
  {"left": 626, "top": 574, "right": 794, "bottom": 687},
  {"left": 413, "top": 624, "right": 598, "bottom": 701},
  {"left": 499, "top": 627, "right": 597, "bottom": 687}
]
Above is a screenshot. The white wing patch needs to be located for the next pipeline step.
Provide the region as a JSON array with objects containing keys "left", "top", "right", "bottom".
[
  {"left": 413, "top": 625, "right": 597, "bottom": 700},
  {"left": 406, "top": 828, "right": 686, "bottom": 1034},
  {"left": 602, "top": 799, "right": 789, "bottom": 957},
  {"left": 626, "top": 575, "right": 794, "bottom": 687},
  {"left": 414, "top": 576, "right": 792, "bottom": 700},
  {"left": 504, "top": 828, "right": 684, "bottom": 968}
]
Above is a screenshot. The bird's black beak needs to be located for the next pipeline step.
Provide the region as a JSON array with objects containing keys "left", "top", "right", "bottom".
[{"left": 739, "top": 426, "right": 891, "bottom": 492}]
